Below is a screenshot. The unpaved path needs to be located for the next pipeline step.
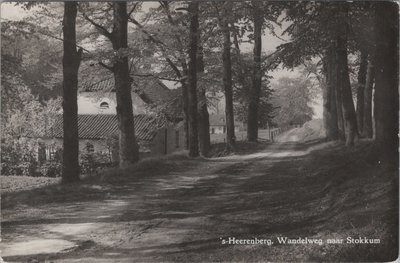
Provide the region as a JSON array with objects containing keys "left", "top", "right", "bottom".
[
  {"left": 276, "top": 128, "right": 302, "bottom": 142},
  {"left": 1, "top": 141, "right": 396, "bottom": 262}
]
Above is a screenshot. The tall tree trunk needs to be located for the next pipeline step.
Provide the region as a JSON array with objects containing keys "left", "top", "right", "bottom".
[
  {"left": 356, "top": 50, "right": 368, "bottom": 135},
  {"left": 187, "top": 2, "right": 199, "bottom": 157},
  {"left": 232, "top": 31, "right": 247, "bottom": 91},
  {"left": 197, "top": 45, "right": 211, "bottom": 156},
  {"left": 363, "top": 59, "right": 374, "bottom": 138},
  {"left": 335, "top": 6, "right": 358, "bottom": 146},
  {"left": 62, "top": 2, "right": 82, "bottom": 183},
  {"left": 322, "top": 49, "right": 339, "bottom": 140},
  {"left": 336, "top": 35, "right": 358, "bottom": 146},
  {"left": 112, "top": 2, "right": 139, "bottom": 167},
  {"left": 181, "top": 65, "right": 189, "bottom": 150},
  {"left": 221, "top": 3, "right": 235, "bottom": 151},
  {"left": 247, "top": 3, "right": 263, "bottom": 142},
  {"left": 373, "top": 2, "right": 399, "bottom": 158},
  {"left": 333, "top": 49, "right": 345, "bottom": 141}
]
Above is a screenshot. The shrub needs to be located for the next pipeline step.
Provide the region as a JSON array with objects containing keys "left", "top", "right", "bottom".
[
  {"left": 37, "top": 161, "right": 62, "bottom": 177},
  {"left": 80, "top": 152, "right": 113, "bottom": 175},
  {"left": 1, "top": 137, "right": 38, "bottom": 176}
]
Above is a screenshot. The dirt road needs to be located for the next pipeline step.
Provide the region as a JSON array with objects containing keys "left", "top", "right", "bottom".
[{"left": 1, "top": 140, "right": 397, "bottom": 262}]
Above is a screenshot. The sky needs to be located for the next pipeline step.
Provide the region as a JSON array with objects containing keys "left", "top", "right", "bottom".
[{"left": 1, "top": 2, "right": 321, "bottom": 118}]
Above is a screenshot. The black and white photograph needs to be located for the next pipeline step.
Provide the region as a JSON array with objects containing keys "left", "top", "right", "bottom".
[{"left": 0, "top": 1, "right": 398, "bottom": 262}]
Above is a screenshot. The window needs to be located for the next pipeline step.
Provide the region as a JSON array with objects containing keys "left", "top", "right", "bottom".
[
  {"left": 46, "top": 145, "right": 58, "bottom": 161},
  {"left": 175, "top": 130, "right": 180, "bottom": 148},
  {"left": 86, "top": 142, "right": 94, "bottom": 153},
  {"left": 223, "top": 127, "right": 226, "bottom": 133},
  {"left": 211, "top": 128, "right": 215, "bottom": 134},
  {"left": 100, "top": 102, "right": 109, "bottom": 109}
]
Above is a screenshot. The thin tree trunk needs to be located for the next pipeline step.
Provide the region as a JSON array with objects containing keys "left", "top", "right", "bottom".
[
  {"left": 373, "top": 2, "right": 399, "bottom": 157},
  {"left": 322, "top": 49, "right": 339, "bottom": 140},
  {"left": 62, "top": 2, "right": 82, "bottom": 183},
  {"left": 112, "top": 2, "right": 139, "bottom": 167},
  {"left": 181, "top": 65, "right": 189, "bottom": 150},
  {"left": 363, "top": 59, "right": 374, "bottom": 138},
  {"left": 198, "top": 89, "right": 210, "bottom": 156},
  {"left": 247, "top": 3, "right": 263, "bottom": 142},
  {"left": 221, "top": 3, "right": 235, "bottom": 151},
  {"left": 356, "top": 50, "right": 368, "bottom": 135},
  {"left": 187, "top": 2, "right": 199, "bottom": 157},
  {"left": 197, "top": 45, "right": 211, "bottom": 156}
]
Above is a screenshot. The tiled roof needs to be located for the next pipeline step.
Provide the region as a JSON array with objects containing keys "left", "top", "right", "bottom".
[
  {"left": 133, "top": 77, "right": 174, "bottom": 104},
  {"left": 81, "top": 76, "right": 174, "bottom": 104},
  {"left": 41, "top": 114, "right": 166, "bottom": 142},
  {"left": 81, "top": 78, "right": 114, "bottom": 92},
  {"left": 80, "top": 76, "right": 183, "bottom": 120}
]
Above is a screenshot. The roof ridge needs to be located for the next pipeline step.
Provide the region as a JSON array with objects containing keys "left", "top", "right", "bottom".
[{"left": 81, "top": 76, "right": 114, "bottom": 91}]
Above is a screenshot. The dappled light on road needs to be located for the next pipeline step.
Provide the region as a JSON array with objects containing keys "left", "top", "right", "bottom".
[
  {"left": 1, "top": 140, "right": 397, "bottom": 262},
  {"left": 1, "top": 239, "right": 76, "bottom": 257}
]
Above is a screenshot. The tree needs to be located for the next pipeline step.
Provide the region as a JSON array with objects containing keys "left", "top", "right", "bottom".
[
  {"left": 362, "top": 59, "right": 374, "bottom": 138},
  {"left": 350, "top": 3, "right": 376, "bottom": 138},
  {"left": 220, "top": 2, "right": 235, "bottom": 151},
  {"left": 271, "top": 77, "right": 314, "bottom": 127},
  {"left": 62, "top": 2, "right": 82, "bottom": 183},
  {"left": 278, "top": 2, "right": 359, "bottom": 145},
  {"left": 84, "top": 2, "right": 140, "bottom": 167},
  {"left": 247, "top": 1, "right": 263, "bottom": 142},
  {"left": 187, "top": 2, "right": 199, "bottom": 157},
  {"left": 334, "top": 5, "right": 358, "bottom": 146},
  {"left": 1, "top": 16, "right": 63, "bottom": 116},
  {"left": 197, "top": 45, "right": 211, "bottom": 156},
  {"left": 233, "top": 54, "right": 275, "bottom": 128},
  {"left": 322, "top": 50, "right": 339, "bottom": 140},
  {"left": 356, "top": 51, "right": 368, "bottom": 134},
  {"left": 373, "top": 2, "right": 399, "bottom": 158},
  {"left": 129, "top": 2, "right": 191, "bottom": 149}
]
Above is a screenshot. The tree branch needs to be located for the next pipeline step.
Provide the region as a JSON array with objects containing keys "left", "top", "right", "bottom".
[
  {"left": 98, "top": 61, "right": 114, "bottom": 72},
  {"left": 160, "top": 1, "right": 176, "bottom": 26},
  {"left": 131, "top": 73, "right": 180, "bottom": 82},
  {"left": 76, "top": 48, "right": 83, "bottom": 68},
  {"left": 127, "top": 2, "right": 139, "bottom": 18},
  {"left": 128, "top": 6, "right": 186, "bottom": 82},
  {"left": 83, "top": 13, "right": 113, "bottom": 40},
  {"left": 128, "top": 16, "right": 166, "bottom": 47},
  {"left": 166, "top": 58, "right": 183, "bottom": 78},
  {"left": 10, "top": 24, "right": 91, "bottom": 54},
  {"left": 159, "top": 2, "right": 188, "bottom": 77}
]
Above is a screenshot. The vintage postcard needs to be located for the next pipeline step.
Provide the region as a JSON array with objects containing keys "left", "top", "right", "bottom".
[{"left": 1, "top": 1, "right": 398, "bottom": 262}]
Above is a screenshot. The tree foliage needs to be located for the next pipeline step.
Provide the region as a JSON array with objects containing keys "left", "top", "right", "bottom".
[
  {"left": 232, "top": 54, "right": 274, "bottom": 128},
  {"left": 271, "top": 77, "right": 314, "bottom": 127}
]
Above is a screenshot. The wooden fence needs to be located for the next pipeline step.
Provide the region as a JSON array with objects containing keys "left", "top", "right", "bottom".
[{"left": 210, "top": 125, "right": 300, "bottom": 144}]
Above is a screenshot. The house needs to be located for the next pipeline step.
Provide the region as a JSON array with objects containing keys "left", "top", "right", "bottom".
[
  {"left": 29, "top": 75, "right": 184, "bottom": 163},
  {"left": 35, "top": 114, "right": 185, "bottom": 163},
  {"left": 78, "top": 76, "right": 183, "bottom": 122},
  {"left": 209, "top": 114, "right": 244, "bottom": 134}
]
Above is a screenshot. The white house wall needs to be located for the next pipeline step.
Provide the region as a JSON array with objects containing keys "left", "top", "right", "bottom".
[
  {"left": 149, "top": 124, "right": 186, "bottom": 156},
  {"left": 40, "top": 123, "right": 185, "bottom": 162},
  {"left": 77, "top": 92, "right": 149, "bottom": 115},
  {"left": 210, "top": 125, "right": 242, "bottom": 134}
]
